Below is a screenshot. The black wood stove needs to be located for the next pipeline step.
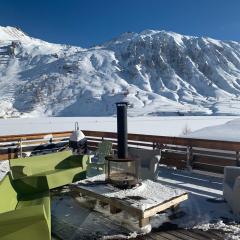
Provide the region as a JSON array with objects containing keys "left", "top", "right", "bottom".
[{"left": 105, "top": 102, "right": 139, "bottom": 189}]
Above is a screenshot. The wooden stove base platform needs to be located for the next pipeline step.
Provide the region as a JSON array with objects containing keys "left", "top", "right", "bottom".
[{"left": 71, "top": 176, "right": 188, "bottom": 228}]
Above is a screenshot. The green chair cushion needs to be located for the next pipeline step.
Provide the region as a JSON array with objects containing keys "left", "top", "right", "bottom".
[
  {"left": 0, "top": 204, "right": 51, "bottom": 240},
  {"left": 0, "top": 174, "right": 18, "bottom": 214},
  {"left": 0, "top": 174, "right": 51, "bottom": 240},
  {"left": 10, "top": 153, "right": 89, "bottom": 194},
  {"left": 12, "top": 166, "right": 87, "bottom": 194},
  {"left": 10, "top": 150, "right": 74, "bottom": 177}
]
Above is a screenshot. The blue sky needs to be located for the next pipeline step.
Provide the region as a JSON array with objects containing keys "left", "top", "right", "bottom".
[{"left": 1, "top": 0, "right": 240, "bottom": 47}]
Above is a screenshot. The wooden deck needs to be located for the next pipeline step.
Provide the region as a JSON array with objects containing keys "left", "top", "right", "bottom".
[
  {"left": 51, "top": 167, "right": 230, "bottom": 240},
  {"left": 141, "top": 229, "right": 224, "bottom": 240},
  {"left": 51, "top": 175, "right": 228, "bottom": 240},
  {"left": 53, "top": 228, "right": 225, "bottom": 240}
]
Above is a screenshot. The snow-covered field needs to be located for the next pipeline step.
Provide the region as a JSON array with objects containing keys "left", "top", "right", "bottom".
[
  {"left": 0, "top": 116, "right": 237, "bottom": 136},
  {"left": 187, "top": 118, "right": 240, "bottom": 141}
]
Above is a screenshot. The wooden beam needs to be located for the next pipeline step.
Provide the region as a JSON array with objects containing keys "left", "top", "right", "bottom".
[
  {"left": 193, "top": 155, "right": 236, "bottom": 166},
  {"left": 2, "top": 130, "right": 240, "bottom": 152},
  {"left": 143, "top": 193, "right": 188, "bottom": 218},
  {"left": 186, "top": 146, "right": 193, "bottom": 170},
  {"left": 139, "top": 217, "right": 149, "bottom": 228},
  {"left": 236, "top": 151, "right": 240, "bottom": 166},
  {"left": 192, "top": 162, "right": 224, "bottom": 174},
  {"left": 0, "top": 131, "right": 71, "bottom": 143},
  {"left": 83, "top": 130, "right": 240, "bottom": 151}
]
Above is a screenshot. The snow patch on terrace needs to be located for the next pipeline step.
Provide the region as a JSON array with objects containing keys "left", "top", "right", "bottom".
[
  {"left": 0, "top": 160, "right": 9, "bottom": 181},
  {"left": 195, "top": 221, "right": 240, "bottom": 240},
  {"left": 156, "top": 167, "right": 240, "bottom": 239}
]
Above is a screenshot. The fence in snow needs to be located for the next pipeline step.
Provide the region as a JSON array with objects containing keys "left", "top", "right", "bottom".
[{"left": 0, "top": 130, "right": 240, "bottom": 174}]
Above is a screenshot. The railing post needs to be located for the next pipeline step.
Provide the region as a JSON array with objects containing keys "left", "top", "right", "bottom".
[
  {"left": 8, "top": 147, "right": 12, "bottom": 160},
  {"left": 186, "top": 146, "right": 193, "bottom": 171},
  {"left": 236, "top": 151, "right": 240, "bottom": 166},
  {"left": 18, "top": 139, "right": 23, "bottom": 158}
]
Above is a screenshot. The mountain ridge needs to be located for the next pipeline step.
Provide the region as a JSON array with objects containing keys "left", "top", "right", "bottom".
[{"left": 1, "top": 26, "right": 240, "bottom": 117}]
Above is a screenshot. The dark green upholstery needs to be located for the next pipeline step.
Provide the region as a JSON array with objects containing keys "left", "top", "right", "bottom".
[
  {"left": 0, "top": 174, "right": 51, "bottom": 240},
  {"left": 10, "top": 150, "right": 89, "bottom": 194}
]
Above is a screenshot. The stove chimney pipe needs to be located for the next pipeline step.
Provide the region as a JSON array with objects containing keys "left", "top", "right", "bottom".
[{"left": 116, "top": 102, "right": 128, "bottom": 159}]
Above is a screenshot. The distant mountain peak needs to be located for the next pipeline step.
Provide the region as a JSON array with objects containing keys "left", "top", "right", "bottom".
[
  {"left": 1, "top": 26, "right": 240, "bottom": 117},
  {"left": 0, "top": 26, "right": 30, "bottom": 41}
]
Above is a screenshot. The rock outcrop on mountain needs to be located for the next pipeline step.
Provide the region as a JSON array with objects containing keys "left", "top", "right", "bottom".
[{"left": 1, "top": 26, "right": 240, "bottom": 117}]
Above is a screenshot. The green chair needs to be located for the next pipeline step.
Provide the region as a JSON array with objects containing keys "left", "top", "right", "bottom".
[
  {"left": 0, "top": 173, "right": 51, "bottom": 240},
  {"left": 87, "top": 140, "right": 113, "bottom": 176},
  {"left": 10, "top": 150, "right": 89, "bottom": 194}
]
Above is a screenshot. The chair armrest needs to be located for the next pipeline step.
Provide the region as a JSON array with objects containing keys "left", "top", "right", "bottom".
[
  {"left": 224, "top": 166, "right": 240, "bottom": 185},
  {"left": 233, "top": 176, "right": 240, "bottom": 190},
  {"left": 10, "top": 165, "right": 32, "bottom": 179},
  {"left": 150, "top": 155, "right": 161, "bottom": 175},
  {"left": 81, "top": 154, "right": 90, "bottom": 169},
  {"left": 152, "top": 154, "right": 161, "bottom": 163},
  {"left": 12, "top": 175, "right": 49, "bottom": 195}
]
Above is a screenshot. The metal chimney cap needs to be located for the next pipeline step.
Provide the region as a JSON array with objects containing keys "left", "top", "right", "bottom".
[{"left": 116, "top": 102, "right": 129, "bottom": 106}]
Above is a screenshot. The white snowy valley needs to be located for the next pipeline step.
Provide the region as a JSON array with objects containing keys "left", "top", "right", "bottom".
[{"left": 1, "top": 26, "right": 240, "bottom": 117}]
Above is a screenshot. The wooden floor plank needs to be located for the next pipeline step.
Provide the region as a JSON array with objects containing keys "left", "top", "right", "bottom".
[
  {"left": 148, "top": 232, "right": 171, "bottom": 240},
  {"left": 208, "top": 230, "right": 224, "bottom": 240},
  {"left": 145, "top": 229, "right": 225, "bottom": 240},
  {"left": 210, "top": 229, "right": 225, "bottom": 239},
  {"left": 157, "top": 231, "right": 183, "bottom": 240},
  {"left": 167, "top": 230, "right": 196, "bottom": 240},
  {"left": 178, "top": 230, "right": 207, "bottom": 240},
  {"left": 139, "top": 235, "right": 156, "bottom": 240},
  {"left": 192, "top": 229, "right": 223, "bottom": 240}
]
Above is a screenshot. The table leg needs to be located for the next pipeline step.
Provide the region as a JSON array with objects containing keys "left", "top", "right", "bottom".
[{"left": 139, "top": 217, "right": 149, "bottom": 228}]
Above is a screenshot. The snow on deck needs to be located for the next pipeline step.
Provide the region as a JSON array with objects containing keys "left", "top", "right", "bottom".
[
  {"left": 156, "top": 167, "right": 240, "bottom": 239},
  {"left": 51, "top": 166, "right": 240, "bottom": 239},
  {"left": 0, "top": 160, "right": 9, "bottom": 181},
  {"left": 75, "top": 174, "right": 186, "bottom": 211}
]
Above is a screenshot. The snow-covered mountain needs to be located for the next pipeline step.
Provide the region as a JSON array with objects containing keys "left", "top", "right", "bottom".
[{"left": 1, "top": 26, "right": 240, "bottom": 117}]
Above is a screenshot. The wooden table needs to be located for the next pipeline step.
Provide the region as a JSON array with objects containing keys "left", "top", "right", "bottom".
[{"left": 71, "top": 176, "right": 188, "bottom": 227}]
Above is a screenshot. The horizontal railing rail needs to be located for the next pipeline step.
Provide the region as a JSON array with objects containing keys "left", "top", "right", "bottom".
[{"left": 0, "top": 130, "right": 240, "bottom": 174}]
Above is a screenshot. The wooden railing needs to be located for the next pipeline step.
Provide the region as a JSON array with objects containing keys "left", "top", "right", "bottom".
[{"left": 1, "top": 130, "right": 240, "bottom": 174}]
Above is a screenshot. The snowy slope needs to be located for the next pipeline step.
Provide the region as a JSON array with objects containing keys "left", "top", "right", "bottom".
[
  {"left": 186, "top": 118, "right": 240, "bottom": 141},
  {"left": 1, "top": 26, "right": 240, "bottom": 117}
]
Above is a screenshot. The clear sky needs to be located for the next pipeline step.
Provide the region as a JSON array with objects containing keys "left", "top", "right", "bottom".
[{"left": 1, "top": 0, "right": 240, "bottom": 47}]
